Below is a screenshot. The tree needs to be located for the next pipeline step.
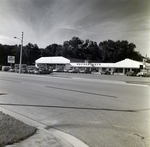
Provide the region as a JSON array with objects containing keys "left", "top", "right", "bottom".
[
  {"left": 62, "top": 41, "right": 70, "bottom": 58},
  {"left": 45, "top": 44, "right": 63, "bottom": 56},
  {"left": 0, "top": 44, "right": 5, "bottom": 66},
  {"left": 0, "top": 37, "right": 146, "bottom": 67},
  {"left": 99, "top": 40, "right": 138, "bottom": 62},
  {"left": 23, "top": 43, "right": 40, "bottom": 65},
  {"left": 68, "top": 37, "right": 84, "bottom": 59}
]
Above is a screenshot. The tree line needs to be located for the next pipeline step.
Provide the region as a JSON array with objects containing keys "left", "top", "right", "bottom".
[{"left": 0, "top": 36, "right": 148, "bottom": 67}]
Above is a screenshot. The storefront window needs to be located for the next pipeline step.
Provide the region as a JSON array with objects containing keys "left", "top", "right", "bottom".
[
  {"left": 118, "top": 68, "right": 123, "bottom": 73},
  {"left": 114, "top": 68, "right": 123, "bottom": 73}
]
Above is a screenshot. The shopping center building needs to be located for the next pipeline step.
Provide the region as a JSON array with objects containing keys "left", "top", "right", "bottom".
[
  {"left": 35, "top": 56, "right": 150, "bottom": 75},
  {"left": 35, "top": 56, "right": 70, "bottom": 70}
]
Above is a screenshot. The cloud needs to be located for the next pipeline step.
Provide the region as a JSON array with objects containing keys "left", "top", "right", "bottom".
[{"left": 0, "top": 0, "right": 150, "bottom": 55}]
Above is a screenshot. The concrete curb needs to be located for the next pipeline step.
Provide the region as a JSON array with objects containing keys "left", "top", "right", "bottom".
[{"left": 0, "top": 106, "right": 89, "bottom": 147}]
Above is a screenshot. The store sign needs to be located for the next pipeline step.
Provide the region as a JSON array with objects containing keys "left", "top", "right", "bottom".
[{"left": 8, "top": 56, "right": 15, "bottom": 63}]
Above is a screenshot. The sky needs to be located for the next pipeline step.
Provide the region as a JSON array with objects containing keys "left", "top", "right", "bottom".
[{"left": 0, "top": 0, "right": 150, "bottom": 56}]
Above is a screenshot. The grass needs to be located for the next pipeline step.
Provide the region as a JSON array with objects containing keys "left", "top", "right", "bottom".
[{"left": 0, "top": 111, "right": 37, "bottom": 147}]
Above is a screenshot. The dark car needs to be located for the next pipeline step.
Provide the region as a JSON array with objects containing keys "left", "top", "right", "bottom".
[
  {"left": 4, "top": 67, "right": 10, "bottom": 71},
  {"left": 79, "top": 68, "right": 91, "bottom": 74},
  {"left": 100, "top": 70, "right": 110, "bottom": 75},
  {"left": 84, "top": 68, "right": 92, "bottom": 74},
  {"left": 39, "top": 68, "right": 52, "bottom": 74},
  {"left": 126, "top": 71, "right": 135, "bottom": 76}
]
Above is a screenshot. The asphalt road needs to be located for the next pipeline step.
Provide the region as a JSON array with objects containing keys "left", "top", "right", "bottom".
[{"left": 0, "top": 72, "right": 150, "bottom": 147}]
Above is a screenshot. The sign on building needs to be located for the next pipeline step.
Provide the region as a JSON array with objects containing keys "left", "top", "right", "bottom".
[{"left": 8, "top": 56, "right": 15, "bottom": 63}]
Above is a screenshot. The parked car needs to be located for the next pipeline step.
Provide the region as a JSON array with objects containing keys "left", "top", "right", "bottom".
[
  {"left": 21, "top": 68, "right": 28, "bottom": 73},
  {"left": 33, "top": 68, "right": 40, "bottom": 74},
  {"left": 79, "top": 68, "right": 92, "bottom": 74},
  {"left": 14, "top": 68, "right": 27, "bottom": 73},
  {"left": 68, "top": 69, "right": 79, "bottom": 73},
  {"left": 15, "top": 69, "right": 19, "bottom": 73},
  {"left": 9, "top": 68, "right": 15, "bottom": 72},
  {"left": 4, "top": 67, "right": 10, "bottom": 71},
  {"left": 136, "top": 70, "right": 147, "bottom": 77},
  {"left": 136, "top": 72, "right": 145, "bottom": 77},
  {"left": 100, "top": 70, "right": 110, "bottom": 75},
  {"left": 145, "top": 72, "right": 150, "bottom": 77},
  {"left": 63, "top": 69, "right": 69, "bottom": 72},
  {"left": 79, "top": 69, "right": 85, "bottom": 73},
  {"left": 53, "top": 68, "right": 64, "bottom": 72},
  {"left": 39, "top": 68, "right": 52, "bottom": 74},
  {"left": 28, "top": 68, "right": 35, "bottom": 74},
  {"left": 126, "top": 71, "right": 135, "bottom": 76},
  {"left": 136, "top": 71, "right": 150, "bottom": 77},
  {"left": 84, "top": 68, "right": 92, "bottom": 74}
]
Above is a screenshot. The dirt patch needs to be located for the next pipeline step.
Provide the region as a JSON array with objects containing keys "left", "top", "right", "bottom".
[{"left": 0, "top": 111, "right": 37, "bottom": 147}]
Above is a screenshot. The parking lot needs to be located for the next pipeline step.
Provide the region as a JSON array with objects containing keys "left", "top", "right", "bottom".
[{"left": 49, "top": 72, "right": 150, "bottom": 86}]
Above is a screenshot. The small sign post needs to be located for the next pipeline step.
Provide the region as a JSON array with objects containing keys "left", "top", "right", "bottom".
[
  {"left": 8, "top": 56, "right": 15, "bottom": 64},
  {"left": 8, "top": 56, "right": 15, "bottom": 68}
]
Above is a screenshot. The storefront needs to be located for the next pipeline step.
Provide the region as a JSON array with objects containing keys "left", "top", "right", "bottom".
[
  {"left": 70, "top": 58, "right": 148, "bottom": 75},
  {"left": 35, "top": 56, "right": 70, "bottom": 70},
  {"left": 35, "top": 57, "right": 149, "bottom": 75}
]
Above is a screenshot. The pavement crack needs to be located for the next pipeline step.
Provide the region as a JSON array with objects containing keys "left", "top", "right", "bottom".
[
  {"left": 0, "top": 93, "right": 8, "bottom": 95},
  {"left": 46, "top": 86, "right": 117, "bottom": 98},
  {"left": 133, "top": 133, "right": 145, "bottom": 139}
]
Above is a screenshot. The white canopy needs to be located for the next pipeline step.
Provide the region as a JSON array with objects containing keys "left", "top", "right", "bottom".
[
  {"left": 36, "top": 56, "right": 70, "bottom": 64},
  {"left": 70, "top": 58, "right": 149, "bottom": 69},
  {"left": 114, "top": 58, "right": 143, "bottom": 68}
]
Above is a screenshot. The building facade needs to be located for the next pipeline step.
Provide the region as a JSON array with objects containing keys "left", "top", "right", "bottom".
[
  {"left": 35, "top": 57, "right": 150, "bottom": 75},
  {"left": 35, "top": 56, "right": 70, "bottom": 70}
]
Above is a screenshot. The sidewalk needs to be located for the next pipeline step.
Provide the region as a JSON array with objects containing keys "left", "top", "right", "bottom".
[
  {"left": 6, "top": 128, "right": 73, "bottom": 147},
  {"left": 0, "top": 106, "right": 72, "bottom": 147},
  {"left": 1, "top": 106, "right": 89, "bottom": 147}
]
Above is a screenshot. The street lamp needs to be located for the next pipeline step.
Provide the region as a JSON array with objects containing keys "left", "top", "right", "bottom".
[{"left": 14, "top": 32, "right": 24, "bottom": 74}]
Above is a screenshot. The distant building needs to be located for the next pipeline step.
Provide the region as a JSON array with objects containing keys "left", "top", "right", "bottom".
[
  {"left": 35, "top": 57, "right": 150, "bottom": 75},
  {"left": 35, "top": 56, "right": 70, "bottom": 69}
]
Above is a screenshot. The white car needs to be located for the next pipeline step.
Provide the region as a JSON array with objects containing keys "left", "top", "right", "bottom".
[
  {"left": 136, "top": 70, "right": 148, "bottom": 77},
  {"left": 136, "top": 72, "right": 145, "bottom": 77}
]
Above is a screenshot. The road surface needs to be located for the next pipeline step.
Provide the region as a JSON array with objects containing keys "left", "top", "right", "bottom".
[{"left": 0, "top": 72, "right": 150, "bottom": 147}]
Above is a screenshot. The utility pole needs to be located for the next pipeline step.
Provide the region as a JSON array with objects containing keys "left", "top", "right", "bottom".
[{"left": 14, "top": 32, "right": 24, "bottom": 74}]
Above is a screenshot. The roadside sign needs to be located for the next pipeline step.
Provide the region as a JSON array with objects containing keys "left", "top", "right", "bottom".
[{"left": 8, "top": 56, "right": 15, "bottom": 63}]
